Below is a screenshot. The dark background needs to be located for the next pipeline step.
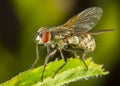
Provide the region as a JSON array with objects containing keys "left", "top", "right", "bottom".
[{"left": 0, "top": 0, "right": 119, "bottom": 86}]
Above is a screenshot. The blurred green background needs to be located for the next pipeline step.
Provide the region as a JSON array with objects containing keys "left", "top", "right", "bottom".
[{"left": 0, "top": 0, "right": 119, "bottom": 86}]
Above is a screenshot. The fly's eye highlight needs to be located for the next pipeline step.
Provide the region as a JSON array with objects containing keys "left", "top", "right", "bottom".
[{"left": 35, "top": 34, "right": 41, "bottom": 41}]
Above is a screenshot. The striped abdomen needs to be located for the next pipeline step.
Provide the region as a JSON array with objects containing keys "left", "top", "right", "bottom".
[{"left": 78, "top": 34, "right": 96, "bottom": 52}]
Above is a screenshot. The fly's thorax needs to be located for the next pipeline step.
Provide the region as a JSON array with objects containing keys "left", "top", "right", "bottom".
[
  {"left": 55, "top": 39, "right": 67, "bottom": 49},
  {"left": 50, "top": 26, "right": 73, "bottom": 40},
  {"left": 78, "top": 34, "right": 96, "bottom": 52}
]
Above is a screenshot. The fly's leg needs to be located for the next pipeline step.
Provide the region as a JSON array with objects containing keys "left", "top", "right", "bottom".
[
  {"left": 81, "top": 50, "right": 88, "bottom": 71},
  {"left": 71, "top": 48, "right": 88, "bottom": 71},
  {"left": 41, "top": 49, "right": 57, "bottom": 82},
  {"left": 64, "top": 46, "right": 82, "bottom": 58},
  {"left": 31, "top": 44, "right": 39, "bottom": 69},
  {"left": 52, "top": 49, "right": 67, "bottom": 78},
  {"left": 64, "top": 46, "right": 88, "bottom": 70},
  {"left": 73, "top": 52, "right": 78, "bottom": 57}
]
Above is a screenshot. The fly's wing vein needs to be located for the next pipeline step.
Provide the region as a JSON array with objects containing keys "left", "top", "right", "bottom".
[{"left": 62, "top": 7, "right": 103, "bottom": 34}]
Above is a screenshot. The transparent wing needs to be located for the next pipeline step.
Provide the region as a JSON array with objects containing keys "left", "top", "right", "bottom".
[{"left": 62, "top": 7, "right": 103, "bottom": 34}]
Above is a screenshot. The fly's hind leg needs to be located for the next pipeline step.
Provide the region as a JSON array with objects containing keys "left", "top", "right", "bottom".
[
  {"left": 81, "top": 50, "right": 88, "bottom": 71},
  {"left": 65, "top": 46, "right": 88, "bottom": 71},
  {"left": 64, "top": 46, "right": 82, "bottom": 58}
]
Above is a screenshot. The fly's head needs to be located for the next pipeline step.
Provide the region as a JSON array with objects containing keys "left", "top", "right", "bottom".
[{"left": 35, "top": 27, "right": 51, "bottom": 45}]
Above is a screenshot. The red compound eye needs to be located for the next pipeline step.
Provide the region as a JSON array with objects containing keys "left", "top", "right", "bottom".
[{"left": 42, "top": 32, "right": 51, "bottom": 43}]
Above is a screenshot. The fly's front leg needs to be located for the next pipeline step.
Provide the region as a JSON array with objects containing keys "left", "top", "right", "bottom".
[
  {"left": 31, "top": 44, "right": 39, "bottom": 69},
  {"left": 41, "top": 48, "right": 57, "bottom": 82},
  {"left": 52, "top": 49, "right": 67, "bottom": 78}
]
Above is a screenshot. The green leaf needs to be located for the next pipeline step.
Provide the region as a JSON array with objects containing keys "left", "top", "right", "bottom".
[{"left": 0, "top": 58, "right": 109, "bottom": 86}]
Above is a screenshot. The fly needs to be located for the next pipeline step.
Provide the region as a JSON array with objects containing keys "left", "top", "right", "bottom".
[{"left": 31, "top": 7, "right": 114, "bottom": 81}]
